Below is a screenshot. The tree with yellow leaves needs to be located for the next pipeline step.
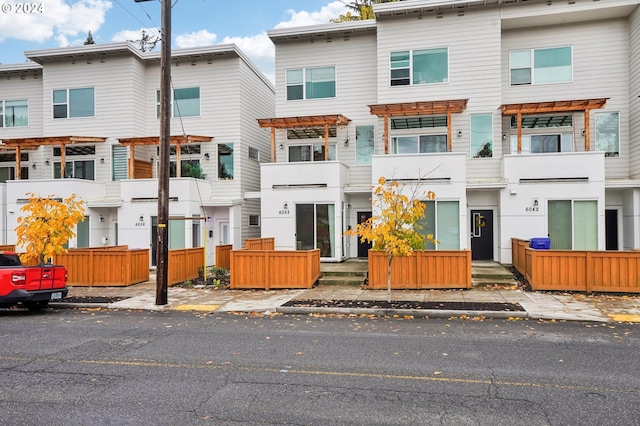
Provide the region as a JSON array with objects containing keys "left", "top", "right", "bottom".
[
  {"left": 345, "top": 177, "right": 436, "bottom": 301},
  {"left": 15, "top": 193, "right": 85, "bottom": 264}
]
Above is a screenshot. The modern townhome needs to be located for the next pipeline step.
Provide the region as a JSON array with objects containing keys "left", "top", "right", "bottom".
[
  {"left": 0, "top": 42, "right": 274, "bottom": 267},
  {"left": 258, "top": 0, "right": 640, "bottom": 264}
]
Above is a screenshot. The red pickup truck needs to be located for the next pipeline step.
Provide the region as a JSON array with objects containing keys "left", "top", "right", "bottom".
[{"left": 0, "top": 252, "right": 68, "bottom": 311}]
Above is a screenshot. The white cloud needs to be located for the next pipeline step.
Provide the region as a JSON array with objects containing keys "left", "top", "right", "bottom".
[
  {"left": 275, "top": 1, "right": 348, "bottom": 29},
  {"left": 111, "top": 28, "right": 160, "bottom": 44},
  {"left": 176, "top": 30, "right": 217, "bottom": 48},
  {"left": 221, "top": 33, "right": 275, "bottom": 83},
  {"left": 0, "top": 0, "right": 112, "bottom": 43}
]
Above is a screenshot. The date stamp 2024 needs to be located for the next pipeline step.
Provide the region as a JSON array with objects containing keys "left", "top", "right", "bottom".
[{"left": 1, "top": 3, "right": 44, "bottom": 13}]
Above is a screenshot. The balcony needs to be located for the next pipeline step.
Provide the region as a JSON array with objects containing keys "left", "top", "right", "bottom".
[
  {"left": 502, "top": 151, "right": 605, "bottom": 183},
  {"left": 7, "top": 178, "right": 107, "bottom": 202},
  {"left": 372, "top": 152, "right": 467, "bottom": 184},
  {"left": 261, "top": 161, "right": 349, "bottom": 190},
  {"left": 120, "top": 177, "right": 212, "bottom": 202}
]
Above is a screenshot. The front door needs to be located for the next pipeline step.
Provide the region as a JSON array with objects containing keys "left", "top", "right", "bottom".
[
  {"left": 605, "top": 209, "right": 619, "bottom": 250},
  {"left": 357, "top": 211, "right": 372, "bottom": 258},
  {"left": 470, "top": 210, "right": 493, "bottom": 260}
]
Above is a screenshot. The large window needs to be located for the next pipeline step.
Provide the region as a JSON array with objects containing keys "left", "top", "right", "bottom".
[
  {"left": 289, "top": 144, "right": 336, "bottom": 162},
  {"left": 54, "top": 160, "right": 95, "bottom": 180},
  {"left": 595, "top": 112, "right": 619, "bottom": 157},
  {"left": 286, "top": 66, "right": 336, "bottom": 100},
  {"left": 470, "top": 114, "right": 493, "bottom": 158},
  {"left": 53, "top": 88, "right": 94, "bottom": 118},
  {"left": 510, "top": 134, "right": 573, "bottom": 154},
  {"left": 296, "top": 203, "right": 335, "bottom": 257},
  {"left": 218, "top": 143, "right": 234, "bottom": 179},
  {"left": 548, "top": 200, "right": 597, "bottom": 250},
  {"left": 1, "top": 100, "right": 28, "bottom": 127},
  {"left": 418, "top": 201, "right": 460, "bottom": 250},
  {"left": 156, "top": 87, "right": 200, "bottom": 117},
  {"left": 391, "top": 135, "right": 447, "bottom": 154},
  {"left": 356, "top": 125, "right": 374, "bottom": 166},
  {"left": 390, "top": 48, "right": 448, "bottom": 86},
  {"left": 510, "top": 46, "right": 572, "bottom": 85}
]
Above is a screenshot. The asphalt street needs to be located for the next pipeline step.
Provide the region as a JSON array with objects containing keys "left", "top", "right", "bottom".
[{"left": 1, "top": 309, "right": 638, "bottom": 425}]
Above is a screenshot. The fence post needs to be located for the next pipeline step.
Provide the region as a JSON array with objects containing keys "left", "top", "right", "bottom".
[{"left": 586, "top": 252, "right": 593, "bottom": 294}]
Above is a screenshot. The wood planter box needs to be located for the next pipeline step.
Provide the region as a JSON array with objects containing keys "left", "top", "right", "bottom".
[
  {"left": 230, "top": 249, "right": 320, "bottom": 290},
  {"left": 368, "top": 250, "right": 472, "bottom": 290},
  {"left": 511, "top": 238, "right": 640, "bottom": 293}
]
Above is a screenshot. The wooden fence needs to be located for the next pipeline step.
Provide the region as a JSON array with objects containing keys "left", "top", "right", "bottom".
[
  {"left": 511, "top": 238, "right": 640, "bottom": 293},
  {"left": 230, "top": 249, "right": 321, "bottom": 290},
  {"left": 244, "top": 237, "right": 275, "bottom": 250},
  {"left": 168, "top": 247, "right": 204, "bottom": 286},
  {"left": 55, "top": 247, "right": 150, "bottom": 287},
  {"left": 0, "top": 245, "right": 15, "bottom": 252},
  {"left": 216, "top": 244, "right": 232, "bottom": 270},
  {"left": 368, "top": 250, "right": 472, "bottom": 290}
]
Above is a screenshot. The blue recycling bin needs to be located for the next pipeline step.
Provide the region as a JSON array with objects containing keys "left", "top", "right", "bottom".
[{"left": 530, "top": 237, "right": 550, "bottom": 250}]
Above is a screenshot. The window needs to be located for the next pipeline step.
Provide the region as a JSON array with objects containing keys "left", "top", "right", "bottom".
[
  {"left": 248, "top": 147, "right": 260, "bottom": 161},
  {"left": 288, "top": 144, "right": 336, "bottom": 162},
  {"left": 390, "top": 48, "right": 448, "bottom": 86},
  {"left": 510, "top": 46, "right": 572, "bottom": 85},
  {"left": 156, "top": 87, "right": 200, "bottom": 117},
  {"left": 595, "top": 112, "right": 619, "bottom": 157},
  {"left": 356, "top": 125, "right": 374, "bottom": 166},
  {"left": 218, "top": 143, "right": 234, "bottom": 179},
  {"left": 548, "top": 200, "right": 597, "bottom": 250},
  {"left": 54, "top": 160, "right": 95, "bottom": 180},
  {"left": 419, "top": 201, "right": 460, "bottom": 250},
  {"left": 470, "top": 114, "right": 493, "bottom": 158},
  {"left": 53, "top": 88, "right": 94, "bottom": 118},
  {"left": 112, "top": 145, "right": 128, "bottom": 181},
  {"left": 1, "top": 100, "right": 28, "bottom": 127},
  {"left": 286, "top": 67, "right": 336, "bottom": 100},
  {"left": 391, "top": 135, "right": 447, "bottom": 154},
  {"left": 0, "top": 167, "right": 29, "bottom": 183},
  {"left": 510, "top": 134, "right": 573, "bottom": 154},
  {"left": 249, "top": 215, "right": 260, "bottom": 226},
  {"left": 170, "top": 159, "right": 201, "bottom": 178}
]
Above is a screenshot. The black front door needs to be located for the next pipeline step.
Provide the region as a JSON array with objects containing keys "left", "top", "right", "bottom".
[
  {"left": 470, "top": 210, "right": 493, "bottom": 260},
  {"left": 605, "top": 209, "right": 619, "bottom": 250},
  {"left": 357, "top": 211, "right": 372, "bottom": 258}
]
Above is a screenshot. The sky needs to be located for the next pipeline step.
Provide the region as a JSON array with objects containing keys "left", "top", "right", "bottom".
[{"left": 0, "top": 0, "right": 351, "bottom": 82}]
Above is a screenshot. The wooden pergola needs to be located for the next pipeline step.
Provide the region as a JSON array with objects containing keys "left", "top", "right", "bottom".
[
  {"left": 0, "top": 136, "right": 106, "bottom": 179},
  {"left": 501, "top": 98, "right": 608, "bottom": 153},
  {"left": 118, "top": 135, "right": 212, "bottom": 178},
  {"left": 257, "top": 114, "right": 351, "bottom": 162},
  {"left": 369, "top": 99, "right": 469, "bottom": 153}
]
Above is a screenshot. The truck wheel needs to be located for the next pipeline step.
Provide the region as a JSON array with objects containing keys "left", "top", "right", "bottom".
[{"left": 25, "top": 301, "right": 49, "bottom": 312}]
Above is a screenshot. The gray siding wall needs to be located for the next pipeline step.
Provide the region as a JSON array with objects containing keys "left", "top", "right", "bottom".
[
  {"left": 376, "top": 9, "right": 503, "bottom": 180},
  {"left": 630, "top": 6, "right": 640, "bottom": 178},
  {"left": 273, "top": 33, "right": 378, "bottom": 187},
  {"left": 502, "top": 19, "right": 631, "bottom": 179},
  {"left": 238, "top": 59, "right": 275, "bottom": 195},
  {"left": 0, "top": 70, "right": 43, "bottom": 139}
]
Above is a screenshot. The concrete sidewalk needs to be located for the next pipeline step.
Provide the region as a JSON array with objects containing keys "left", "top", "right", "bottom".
[{"left": 54, "top": 280, "right": 640, "bottom": 324}]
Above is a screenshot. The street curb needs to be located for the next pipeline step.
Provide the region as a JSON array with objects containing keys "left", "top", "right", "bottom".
[{"left": 276, "top": 306, "right": 529, "bottom": 319}]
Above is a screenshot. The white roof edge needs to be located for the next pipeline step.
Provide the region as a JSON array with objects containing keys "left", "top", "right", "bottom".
[
  {"left": 0, "top": 62, "right": 42, "bottom": 72},
  {"left": 25, "top": 42, "right": 142, "bottom": 62},
  {"left": 375, "top": 0, "right": 499, "bottom": 14},
  {"left": 268, "top": 20, "right": 377, "bottom": 40}
]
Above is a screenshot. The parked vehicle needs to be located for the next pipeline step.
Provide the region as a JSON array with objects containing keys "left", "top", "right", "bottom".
[{"left": 0, "top": 252, "right": 68, "bottom": 311}]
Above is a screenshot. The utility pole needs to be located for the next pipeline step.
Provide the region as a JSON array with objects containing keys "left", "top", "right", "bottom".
[{"left": 134, "top": 0, "right": 171, "bottom": 305}]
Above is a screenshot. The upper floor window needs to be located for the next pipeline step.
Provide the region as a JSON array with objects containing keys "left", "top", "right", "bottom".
[
  {"left": 288, "top": 144, "right": 336, "bottom": 162},
  {"left": 286, "top": 67, "right": 336, "bottom": 100},
  {"left": 53, "top": 88, "right": 94, "bottom": 118},
  {"left": 218, "top": 143, "right": 234, "bottom": 180},
  {"left": 54, "top": 160, "right": 95, "bottom": 180},
  {"left": 156, "top": 87, "right": 200, "bottom": 118},
  {"left": 470, "top": 114, "right": 493, "bottom": 158},
  {"left": 510, "top": 46, "right": 572, "bottom": 85},
  {"left": 390, "top": 48, "right": 448, "bottom": 86},
  {"left": 392, "top": 135, "right": 447, "bottom": 154},
  {"left": 0, "top": 100, "right": 28, "bottom": 127},
  {"left": 595, "top": 112, "right": 619, "bottom": 157}
]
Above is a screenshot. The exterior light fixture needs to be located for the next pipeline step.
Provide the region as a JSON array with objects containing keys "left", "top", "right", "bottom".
[{"left": 204, "top": 153, "right": 210, "bottom": 160}]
